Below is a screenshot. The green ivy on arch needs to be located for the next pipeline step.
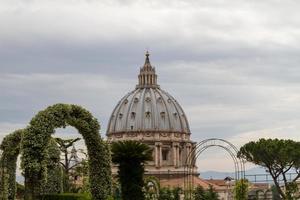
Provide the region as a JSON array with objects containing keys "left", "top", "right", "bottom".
[
  {"left": 22, "top": 104, "right": 112, "bottom": 200},
  {"left": 0, "top": 129, "right": 24, "bottom": 200}
]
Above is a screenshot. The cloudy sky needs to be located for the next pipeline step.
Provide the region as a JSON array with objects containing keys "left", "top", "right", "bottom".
[{"left": 1, "top": 0, "right": 300, "bottom": 173}]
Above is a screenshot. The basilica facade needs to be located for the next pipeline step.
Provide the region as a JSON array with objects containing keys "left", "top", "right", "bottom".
[{"left": 106, "top": 52, "right": 197, "bottom": 183}]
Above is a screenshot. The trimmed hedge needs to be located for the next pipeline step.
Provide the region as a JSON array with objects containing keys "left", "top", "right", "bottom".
[
  {"left": 0, "top": 129, "right": 24, "bottom": 200},
  {"left": 41, "top": 193, "right": 91, "bottom": 200},
  {"left": 22, "top": 104, "right": 112, "bottom": 200}
]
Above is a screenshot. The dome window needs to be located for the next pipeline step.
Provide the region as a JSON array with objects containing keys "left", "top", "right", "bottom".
[
  {"left": 167, "top": 98, "right": 172, "bottom": 103},
  {"left": 173, "top": 112, "right": 178, "bottom": 117},
  {"left": 160, "top": 112, "right": 166, "bottom": 118},
  {"left": 119, "top": 113, "right": 123, "bottom": 118},
  {"left": 145, "top": 111, "right": 151, "bottom": 118},
  {"left": 130, "top": 125, "right": 134, "bottom": 130},
  {"left": 145, "top": 97, "right": 151, "bottom": 102},
  {"left": 134, "top": 98, "right": 139, "bottom": 103},
  {"left": 131, "top": 112, "right": 136, "bottom": 118},
  {"left": 157, "top": 97, "right": 162, "bottom": 102},
  {"left": 124, "top": 99, "right": 128, "bottom": 104}
]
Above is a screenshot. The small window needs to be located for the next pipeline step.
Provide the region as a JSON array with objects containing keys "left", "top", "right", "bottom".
[
  {"left": 145, "top": 111, "right": 151, "bottom": 118},
  {"left": 131, "top": 112, "right": 136, "bottom": 118},
  {"left": 160, "top": 112, "right": 166, "bottom": 118},
  {"left": 130, "top": 126, "right": 134, "bottom": 130},
  {"left": 162, "top": 149, "right": 169, "bottom": 161},
  {"left": 134, "top": 98, "right": 139, "bottom": 103},
  {"left": 157, "top": 97, "right": 162, "bottom": 102},
  {"left": 119, "top": 113, "right": 123, "bottom": 118}
]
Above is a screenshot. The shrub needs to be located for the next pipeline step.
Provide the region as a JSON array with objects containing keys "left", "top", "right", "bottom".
[{"left": 41, "top": 193, "right": 91, "bottom": 200}]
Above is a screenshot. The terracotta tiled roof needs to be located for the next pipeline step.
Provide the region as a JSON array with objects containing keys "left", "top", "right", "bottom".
[
  {"left": 159, "top": 177, "right": 222, "bottom": 190},
  {"left": 205, "top": 179, "right": 228, "bottom": 187}
]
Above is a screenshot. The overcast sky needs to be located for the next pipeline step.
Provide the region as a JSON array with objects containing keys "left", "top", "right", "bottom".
[{"left": 1, "top": 0, "right": 300, "bottom": 173}]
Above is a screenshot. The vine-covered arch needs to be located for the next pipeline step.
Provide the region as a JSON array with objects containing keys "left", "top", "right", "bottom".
[
  {"left": 0, "top": 129, "right": 24, "bottom": 200},
  {"left": 8, "top": 103, "right": 112, "bottom": 200},
  {"left": 184, "top": 138, "right": 245, "bottom": 199}
]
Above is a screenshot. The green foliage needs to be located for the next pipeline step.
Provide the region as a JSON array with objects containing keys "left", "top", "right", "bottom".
[
  {"left": 16, "top": 182, "right": 25, "bottom": 200},
  {"left": 158, "top": 187, "right": 183, "bottom": 200},
  {"left": 204, "top": 185, "right": 219, "bottom": 200},
  {"left": 43, "top": 138, "right": 63, "bottom": 194},
  {"left": 159, "top": 187, "right": 174, "bottom": 200},
  {"left": 0, "top": 129, "right": 24, "bottom": 200},
  {"left": 41, "top": 193, "right": 91, "bottom": 200},
  {"left": 111, "top": 140, "right": 152, "bottom": 200},
  {"left": 21, "top": 104, "right": 112, "bottom": 200},
  {"left": 192, "top": 185, "right": 218, "bottom": 200},
  {"left": 144, "top": 176, "right": 160, "bottom": 200},
  {"left": 172, "top": 187, "right": 181, "bottom": 200},
  {"left": 194, "top": 186, "right": 205, "bottom": 200},
  {"left": 238, "top": 138, "right": 300, "bottom": 199},
  {"left": 55, "top": 137, "right": 81, "bottom": 192},
  {"left": 271, "top": 185, "right": 281, "bottom": 200},
  {"left": 233, "top": 179, "right": 249, "bottom": 200}
]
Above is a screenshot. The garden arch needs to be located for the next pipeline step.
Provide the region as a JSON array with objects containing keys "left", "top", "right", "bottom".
[
  {"left": 183, "top": 138, "right": 245, "bottom": 199},
  {"left": 0, "top": 129, "right": 24, "bottom": 200},
  {"left": 1, "top": 103, "right": 112, "bottom": 200}
]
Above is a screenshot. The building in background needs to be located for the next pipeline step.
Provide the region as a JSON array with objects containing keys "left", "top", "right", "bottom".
[{"left": 107, "top": 52, "right": 201, "bottom": 187}]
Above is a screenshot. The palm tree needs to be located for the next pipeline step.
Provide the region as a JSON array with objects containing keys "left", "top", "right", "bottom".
[{"left": 111, "top": 140, "right": 152, "bottom": 200}]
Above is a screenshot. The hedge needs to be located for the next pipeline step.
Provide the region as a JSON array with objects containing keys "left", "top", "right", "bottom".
[
  {"left": 41, "top": 193, "right": 91, "bottom": 200},
  {"left": 0, "top": 129, "right": 24, "bottom": 200}
]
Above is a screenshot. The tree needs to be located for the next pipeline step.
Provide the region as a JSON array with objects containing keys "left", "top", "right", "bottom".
[
  {"left": 238, "top": 138, "right": 300, "bottom": 199},
  {"left": 233, "top": 179, "right": 249, "bottom": 200},
  {"left": 55, "top": 137, "right": 81, "bottom": 192},
  {"left": 111, "top": 140, "right": 152, "bottom": 200},
  {"left": 204, "top": 185, "right": 219, "bottom": 200},
  {"left": 194, "top": 185, "right": 205, "bottom": 200}
]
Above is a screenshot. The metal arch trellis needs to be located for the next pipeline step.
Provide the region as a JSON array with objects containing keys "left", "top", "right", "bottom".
[{"left": 183, "top": 138, "right": 245, "bottom": 199}]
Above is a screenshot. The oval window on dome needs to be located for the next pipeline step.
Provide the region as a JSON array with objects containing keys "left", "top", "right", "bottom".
[
  {"left": 119, "top": 113, "right": 123, "bottom": 118},
  {"left": 160, "top": 112, "right": 166, "bottom": 118},
  {"left": 157, "top": 97, "right": 162, "bottom": 102},
  {"left": 167, "top": 98, "right": 172, "bottom": 103},
  {"left": 134, "top": 98, "right": 139, "bottom": 103},
  {"left": 145, "top": 97, "right": 151, "bottom": 102},
  {"left": 124, "top": 99, "right": 128, "bottom": 104}
]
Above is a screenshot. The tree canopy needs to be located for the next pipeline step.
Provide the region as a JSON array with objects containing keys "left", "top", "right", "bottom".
[
  {"left": 111, "top": 140, "right": 152, "bottom": 200},
  {"left": 238, "top": 138, "right": 300, "bottom": 199}
]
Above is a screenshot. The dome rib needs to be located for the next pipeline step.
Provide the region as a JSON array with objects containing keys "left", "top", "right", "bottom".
[
  {"left": 155, "top": 88, "right": 172, "bottom": 131},
  {"left": 106, "top": 87, "right": 190, "bottom": 135},
  {"left": 124, "top": 89, "right": 140, "bottom": 131}
]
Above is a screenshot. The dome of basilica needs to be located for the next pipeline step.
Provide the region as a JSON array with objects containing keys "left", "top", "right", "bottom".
[{"left": 107, "top": 52, "right": 190, "bottom": 137}]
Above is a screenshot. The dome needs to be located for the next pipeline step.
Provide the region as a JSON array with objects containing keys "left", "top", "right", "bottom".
[{"left": 107, "top": 52, "right": 190, "bottom": 137}]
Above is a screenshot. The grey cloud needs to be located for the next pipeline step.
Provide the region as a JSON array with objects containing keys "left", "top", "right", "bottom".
[{"left": 1, "top": 0, "right": 300, "bottom": 172}]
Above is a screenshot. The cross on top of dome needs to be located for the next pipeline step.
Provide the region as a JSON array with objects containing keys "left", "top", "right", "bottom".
[
  {"left": 136, "top": 51, "right": 160, "bottom": 89},
  {"left": 145, "top": 51, "right": 150, "bottom": 64}
]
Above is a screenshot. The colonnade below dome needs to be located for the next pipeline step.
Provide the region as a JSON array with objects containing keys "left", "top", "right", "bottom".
[
  {"left": 110, "top": 136, "right": 197, "bottom": 176},
  {"left": 150, "top": 141, "right": 193, "bottom": 169}
]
